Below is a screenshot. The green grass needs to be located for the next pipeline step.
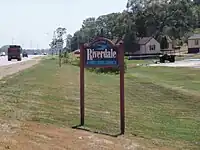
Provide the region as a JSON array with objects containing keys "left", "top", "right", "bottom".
[
  {"left": 0, "top": 58, "right": 200, "bottom": 149},
  {"left": 128, "top": 66, "right": 200, "bottom": 93}
]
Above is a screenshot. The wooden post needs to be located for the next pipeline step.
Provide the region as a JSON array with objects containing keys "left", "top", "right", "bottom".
[
  {"left": 119, "top": 43, "right": 125, "bottom": 134},
  {"left": 59, "top": 49, "right": 61, "bottom": 67},
  {"left": 80, "top": 44, "right": 85, "bottom": 126}
]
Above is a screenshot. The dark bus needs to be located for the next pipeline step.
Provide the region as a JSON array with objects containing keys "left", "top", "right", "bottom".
[{"left": 7, "top": 45, "right": 22, "bottom": 61}]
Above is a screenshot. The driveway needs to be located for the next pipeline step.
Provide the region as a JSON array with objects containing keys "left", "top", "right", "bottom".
[{"left": 149, "top": 59, "right": 200, "bottom": 68}]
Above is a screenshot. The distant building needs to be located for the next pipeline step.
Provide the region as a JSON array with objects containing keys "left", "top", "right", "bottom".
[
  {"left": 73, "top": 49, "right": 80, "bottom": 54},
  {"left": 188, "top": 34, "right": 200, "bottom": 53},
  {"left": 125, "top": 37, "right": 161, "bottom": 56}
]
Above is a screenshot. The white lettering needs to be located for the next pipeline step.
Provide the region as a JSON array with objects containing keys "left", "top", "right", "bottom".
[
  {"left": 86, "top": 48, "right": 117, "bottom": 60},
  {"left": 87, "top": 49, "right": 93, "bottom": 60}
]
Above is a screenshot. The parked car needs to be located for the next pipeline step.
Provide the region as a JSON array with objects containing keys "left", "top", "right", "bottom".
[{"left": 22, "top": 52, "right": 28, "bottom": 57}]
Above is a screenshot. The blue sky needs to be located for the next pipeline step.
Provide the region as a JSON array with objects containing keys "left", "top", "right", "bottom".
[{"left": 0, "top": 0, "right": 127, "bottom": 49}]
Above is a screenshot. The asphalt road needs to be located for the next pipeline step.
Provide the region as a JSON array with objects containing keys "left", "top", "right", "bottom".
[{"left": 0, "top": 55, "right": 45, "bottom": 67}]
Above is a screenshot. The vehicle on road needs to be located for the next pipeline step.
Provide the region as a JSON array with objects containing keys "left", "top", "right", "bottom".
[
  {"left": 0, "top": 52, "right": 6, "bottom": 56},
  {"left": 7, "top": 45, "right": 22, "bottom": 61},
  {"left": 22, "top": 51, "right": 28, "bottom": 57},
  {"left": 43, "top": 52, "right": 47, "bottom": 55},
  {"left": 34, "top": 52, "right": 37, "bottom": 55}
]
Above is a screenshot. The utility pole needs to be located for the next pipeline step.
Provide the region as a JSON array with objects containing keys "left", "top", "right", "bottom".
[{"left": 53, "top": 31, "right": 56, "bottom": 55}]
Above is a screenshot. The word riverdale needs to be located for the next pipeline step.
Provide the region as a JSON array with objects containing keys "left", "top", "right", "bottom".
[{"left": 86, "top": 49, "right": 117, "bottom": 60}]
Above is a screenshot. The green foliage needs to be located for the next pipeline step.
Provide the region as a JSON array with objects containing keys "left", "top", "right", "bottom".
[
  {"left": 67, "top": 0, "right": 200, "bottom": 52},
  {"left": 62, "top": 52, "right": 70, "bottom": 64},
  {"left": 87, "top": 62, "right": 127, "bottom": 74},
  {"left": 63, "top": 53, "right": 80, "bottom": 66}
]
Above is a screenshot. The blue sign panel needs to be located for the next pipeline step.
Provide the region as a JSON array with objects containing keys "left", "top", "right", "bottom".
[{"left": 84, "top": 38, "right": 118, "bottom": 67}]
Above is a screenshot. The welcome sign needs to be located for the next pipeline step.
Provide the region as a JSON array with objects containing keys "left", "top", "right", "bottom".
[
  {"left": 79, "top": 37, "right": 125, "bottom": 134},
  {"left": 84, "top": 38, "right": 118, "bottom": 67}
]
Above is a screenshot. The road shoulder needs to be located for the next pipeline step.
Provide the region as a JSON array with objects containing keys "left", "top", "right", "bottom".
[{"left": 0, "top": 57, "right": 42, "bottom": 80}]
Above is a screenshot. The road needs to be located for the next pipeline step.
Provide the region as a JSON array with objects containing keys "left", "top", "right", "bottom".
[{"left": 0, "top": 55, "right": 45, "bottom": 67}]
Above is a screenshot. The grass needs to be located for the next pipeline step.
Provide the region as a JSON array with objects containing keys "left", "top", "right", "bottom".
[
  {"left": 0, "top": 57, "right": 200, "bottom": 149},
  {"left": 128, "top": 66, "right": 200, "bottom": 93}
]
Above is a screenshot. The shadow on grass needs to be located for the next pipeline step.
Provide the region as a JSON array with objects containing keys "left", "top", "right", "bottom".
[{"left": 72, "top": 124, "right": 122, "bottom": 137}]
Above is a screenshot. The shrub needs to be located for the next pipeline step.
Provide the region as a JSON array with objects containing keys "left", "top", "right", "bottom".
[
  {"left": 87, "top": 62, "right": 127, "bottom": 74},
  {"left": 62, "top": 52, "right": 69, "bottom": 64},
  {"left": 62, "top": 52, "right": 80, "bottom": 66}
]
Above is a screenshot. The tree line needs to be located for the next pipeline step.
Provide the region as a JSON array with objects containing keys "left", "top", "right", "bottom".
[{"left": 64, "top": 0, "right": 200, "bottom": 52}]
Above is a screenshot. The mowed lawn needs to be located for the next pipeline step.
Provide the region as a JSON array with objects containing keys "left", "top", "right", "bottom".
[{"left": 0, "top": 58, "right": 200, "bottom": 149}]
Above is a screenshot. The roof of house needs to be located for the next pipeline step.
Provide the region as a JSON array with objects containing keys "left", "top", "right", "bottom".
[
  {"left": 188, "top": 34, "right": 200, "bottom": 40},
  {"left": 138, "top": 37, "right": 153, "bottom": 45},
  {"left": 74, "top": 49, "right": 80, "bottom": 53}
]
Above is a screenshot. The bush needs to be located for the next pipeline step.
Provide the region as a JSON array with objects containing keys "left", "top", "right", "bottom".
[
  {"left": 62, "top": 52, "right": 69, "bottom": 64},
  {"left": 62, "top": 52, "right": 80, "bottom": 66},
  {"left": 87, "top": 62, "right": 127, "bottom": 74}
]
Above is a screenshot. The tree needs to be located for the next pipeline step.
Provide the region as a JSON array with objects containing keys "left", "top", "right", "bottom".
[
  {"left": 67, "top": 0, "right": 200, "bottom": 52},
  {"left": 160, "top": 36, "right": 169, "bottom": 49},
  {"left": 56, "top": 27, "right": 66, "bottom": 40},
  {"left": 65, "top": 34, "right": 72, "bottom": 51}
]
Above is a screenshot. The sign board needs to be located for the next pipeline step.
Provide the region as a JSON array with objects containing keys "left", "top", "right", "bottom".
[
  {"left": 79, "top": 37, "right": 125, "bottom": 134},
  {"left": 56, "top": 41, "right": 63, "bottom": 50},
  {"left": 84, "top": 38, "right": 118, "bottom": 67}
]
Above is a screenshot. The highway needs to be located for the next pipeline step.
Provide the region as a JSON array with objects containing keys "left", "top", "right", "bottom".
[{"left": 0, "top": 55, "right": 45, "bottom": 67}]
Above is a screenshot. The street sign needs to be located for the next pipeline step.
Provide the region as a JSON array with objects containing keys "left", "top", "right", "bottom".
[
  {"left": 56, "top": 40, "right": 64, "bottom": 67},
  {"left": 56, "top": 41, "right": 63, "bottom": 50}
]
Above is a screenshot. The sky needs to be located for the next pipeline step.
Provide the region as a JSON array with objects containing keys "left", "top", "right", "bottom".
[{"left": 0, "top": 0, "right": 127, "bottom": 49}]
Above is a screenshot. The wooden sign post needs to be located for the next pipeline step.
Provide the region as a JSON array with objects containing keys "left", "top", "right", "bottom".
[{"left": 79, "top": 37, "right": 125, "bottom": 134}]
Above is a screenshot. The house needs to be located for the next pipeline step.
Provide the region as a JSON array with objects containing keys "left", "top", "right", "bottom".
[
  {"left": 73, "top": 49, "right": 80, "bottom": 55},
  {"left": 188, "top": 34, "right": 200, "bottom": 53},
  {"left": 125, "top": 37, "right": 161, "bottom": 56}
]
